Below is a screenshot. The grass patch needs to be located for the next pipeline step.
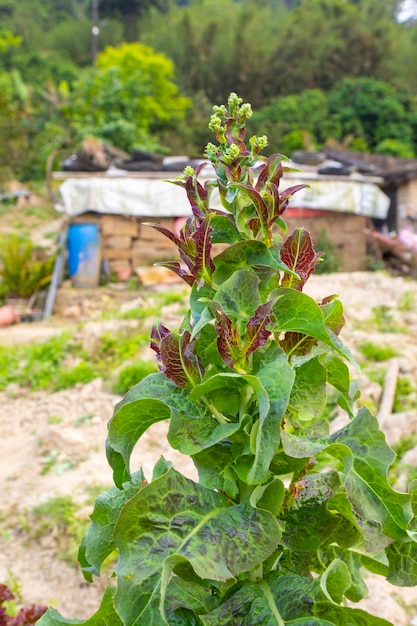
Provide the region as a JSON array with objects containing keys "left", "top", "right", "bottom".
[
  {"left": 112, "top": 360, "right": 158, "bottom": 395},
  {"left": 357, "top": 341, "right": 399, "bottom": 362}
]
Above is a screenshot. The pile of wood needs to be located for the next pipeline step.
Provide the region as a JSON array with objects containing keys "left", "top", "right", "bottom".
[{"left": 365, "top": 228, "right": 417, "bottom": 277}]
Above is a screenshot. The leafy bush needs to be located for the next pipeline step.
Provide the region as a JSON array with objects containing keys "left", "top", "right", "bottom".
[
  {"left": 0, "top": 234, "right": 55, "bottom": 299},
  {"left": 39, "top": 94, "right": 417, "bottom": 626},
  {"left": 65, "top": 43, "right": 191, "bottom": 152}
]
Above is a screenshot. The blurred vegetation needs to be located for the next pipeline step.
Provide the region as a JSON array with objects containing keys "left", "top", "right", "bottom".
[{"left": 1, "top": 0, "right": 417, "bottom": 180}]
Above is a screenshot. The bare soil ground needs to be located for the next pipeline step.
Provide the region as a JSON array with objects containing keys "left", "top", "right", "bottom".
[{"left": 1, "top": 271, "right": 417, "bottom": 624}]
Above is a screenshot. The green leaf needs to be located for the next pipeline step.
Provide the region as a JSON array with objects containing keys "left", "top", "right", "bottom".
[
  {"left": 210, "top": 214, "right": 241, "bottom": 244},
  {"left": 244, "top": 345, "right": 294, "bottom": 484},
  {"left": 319, "top": 353, "right": 350, "bottom": 394},
  {"left": 386, "top": 539, "right": 417, "bottom": 586},
  {"left": 283, "top": 409, "right": 412, "bottom": 551},
  {"left": 272, "top": 289, "right": 357, "bottom": 368},
  {"left": 320, "top": 559, "right": 351, "bottom": 604},
  {"left": 79, "top": 470, "right": 144, "bottom": 579},
  {"left": 168, "top": 409, "right": 240, "bottom": 455},
  {"left": 113, "top": 468, "right": 281, "bottom": 624},
  {"left": 200, "top": 571, "right": 393, "bottom": 625},
  {"left": 282, "top": 472, "right": 342, "bottom": 553},
  {"left": 213, "top": 269, "right": 261, "bottom": 323},
  {"left": 191, "top": 443, "right": 234, "bottom": 491},
  {"left": 107, "top": 373, "right": 209, "bottom": 485},
  {"left": 288, "top": 357, "right": 327, "bottom": 422},
  {"left": 213, "top": 240, "right": 293, "bottom": 284},
  {"left": 36, "top": 587, "right": 122, "bottom": 626}
]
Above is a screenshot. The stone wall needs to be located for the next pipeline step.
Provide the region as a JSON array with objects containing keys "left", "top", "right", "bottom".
[{"left": 70, "top": 209, "right": 368, "bottom": 281}]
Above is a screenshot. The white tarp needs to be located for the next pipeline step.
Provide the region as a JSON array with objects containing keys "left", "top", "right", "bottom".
[{"left": 56, "top": 171, "right": 390, "bottom": 220}]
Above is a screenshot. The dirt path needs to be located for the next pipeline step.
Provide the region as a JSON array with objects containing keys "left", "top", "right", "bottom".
[{"left": 1, "top": 272, "right": 417, "bottom": 623}]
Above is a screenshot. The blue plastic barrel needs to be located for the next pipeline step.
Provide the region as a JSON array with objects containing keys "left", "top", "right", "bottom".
[{"left": 67, "top": 223, "right": 101, "bottom": 288}]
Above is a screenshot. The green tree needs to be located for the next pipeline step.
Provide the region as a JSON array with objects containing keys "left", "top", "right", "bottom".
[
  {"left": 249, "top": 88, "right": 338, "bottom": 154},
  {"left": 327, "top": 77, "right": 414, "bottom": 151},
  {"left": 269, "top": 0, "right": 400, "bottom": 95},
  {"left": 65, "top": 42, "right": 191, "bottom": 152},
  {"left": 141, "top": 0, "right": 291, "bottom": 107}
]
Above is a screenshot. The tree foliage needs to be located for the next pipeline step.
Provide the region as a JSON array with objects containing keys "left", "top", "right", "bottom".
[
  {"left": 2, "top": 0, "right": 417, "bottom": 177},
  {"left": 64, "top": 43, "right": 191, "bottom": 152}
]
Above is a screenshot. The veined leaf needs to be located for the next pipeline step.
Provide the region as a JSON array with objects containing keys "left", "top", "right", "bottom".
[
  {"left": 245, "top": 345, "right": 294, "bottom": 484},
  {"left": 107, "top": 373, "right": 210, "bottom": 486},
  {"left": 386, "top": 539, "right": 417, "bottom": 586},
  {"left": 214, "top": 269, "right": 261, "bottom": 322},
  {"left": 282, "top": 408, "right": 412, "bottom": 551},
  {"left": 288, "top": 357, "right": 327, "bottom": 422},
  {"left": 200, "top": 571, "right": 392, "bottom": 625},
  {"left": 280, "top": 228, "right": 322, "bottom": 291},
  {"left": 213, "top": 240, "right": 294, "bottom": 284},
  {"left": 113, "top": 468, "right": 281, "bottom": 625}
]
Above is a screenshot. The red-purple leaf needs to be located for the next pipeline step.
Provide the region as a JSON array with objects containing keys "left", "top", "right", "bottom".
[
  {"left": 184, "top": 176, "right": 209, "bottom": 218},
  {"left": 280, "top": 331, "right": 318, "bottom": 356},
  {"left": 192, "top": 218, "right": 215, "bottom": 283},
  {"left": 155, "top": 330, "right": 202, "bottom": 388},
  {"left": 157, "top": 261, "right": 196, "bottom": 287},
  {"left": 234, "top": 183, "right": 269, "bottom": 235},
  {"left": 215, "top": 312, "right": 240, "bottom": 369},
  {"left": 150, "top": 322, "right": 171, "bottom": 362},
  {"left": 244, "top": 301, "right": 273, "bottom": 356},
  {"left": 143, "top": 222, "right": 180, "bottom": 247},
  {"left": 255, "top": 154, "right": 286, "bottom": 191},
  {"left": 278, "top": 184, "right": 309, "bottom": 215},
  {"left": 280, "top": 228, "right": 323, "bottom": 290},
  {"left": 159, "top": 332, "right": 189, "bottom": 387}
]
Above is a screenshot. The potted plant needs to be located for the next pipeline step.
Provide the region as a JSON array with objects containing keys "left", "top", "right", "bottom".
[{"left": 39, "top": 93, "right": 417, "bottom": 626}]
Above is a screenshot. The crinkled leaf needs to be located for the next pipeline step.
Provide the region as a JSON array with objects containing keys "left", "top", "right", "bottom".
[
  {"left": 283, "top": 408, "right": 412, "bottom": 551},
  {"left": 37, "top": 587, "right": 122, "bottom": 626},
  {"left": 280, "top": 228, "right": 322, "bottom": 291},
  {"left": 168, "top": 410, "right": 240, "bottom": 455},
  {"left": 200, "top": 571, "right": 392, "bottom": 625},
  {"left": 214, "top": 269, "right": 261, "bottom": 323},
  {"left": 209, "top": 214, "right": 241, "bottom": 244},
  {"left": 319, "top": 353, "right": 350, "bottom": 393},
  {"left": 386, "top": 539, "right": 417, "bottom": 586},
  {"left": 107, "top": 373, "right": 209, "bottom": 486},
  {"left": 113, "top": 468, "right": 281, "bottom": 624},
  {"left": 282, "top": 471, "right": 341, "bottom": 553}
]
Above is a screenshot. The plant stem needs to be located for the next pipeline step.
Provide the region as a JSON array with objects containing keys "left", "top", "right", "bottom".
[{"left": 201, "top": 396, "right": 228, "bottom": 424}]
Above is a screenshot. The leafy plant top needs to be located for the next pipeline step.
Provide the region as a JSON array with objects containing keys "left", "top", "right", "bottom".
[{"left": 38, "top": 94, "right": 417, "bottom": 626}]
